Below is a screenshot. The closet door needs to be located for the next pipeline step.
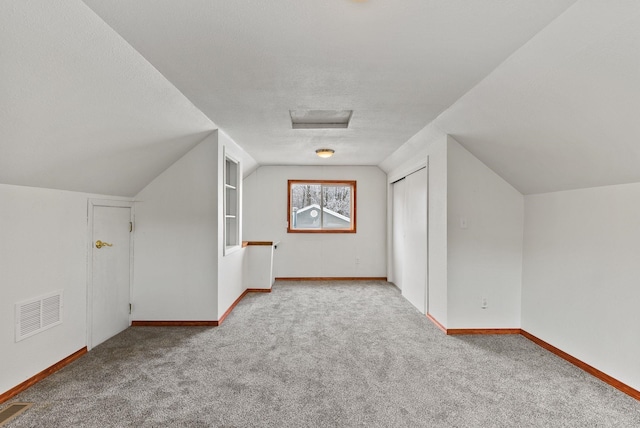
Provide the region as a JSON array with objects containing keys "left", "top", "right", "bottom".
[
  {"left": 392, "top": 178, "right": 406, "bottom": 290},
  {"left": 401, "top": 168, "right": 427, "bottom": 313}
]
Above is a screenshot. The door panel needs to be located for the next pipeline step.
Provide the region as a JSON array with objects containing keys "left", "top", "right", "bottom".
[
  {"left": 401, "top": 168, "right": 428, "bottom": 313},
  {"left": 392, "top": 179, "right": 406, "bottom": 290},
  {"left": 91, "top": 205, "right": 131, "bottom": 347}
]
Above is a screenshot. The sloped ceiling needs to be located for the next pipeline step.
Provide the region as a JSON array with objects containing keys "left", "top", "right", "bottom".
[
  {"left": 80, "top": 0, "right": 576, "bottom": 167},
  {"left": 0, "top": 0, "right": 217, "bottom": 197},
  {"left": 433, "top": 1, "right": 640, "bottom": 194},
  {"left": 7, "top": 1, "right": 634, "bottom": 197}
]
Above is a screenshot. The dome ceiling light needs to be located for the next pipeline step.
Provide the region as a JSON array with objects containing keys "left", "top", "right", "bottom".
[{"left": 315, "top": 148, "right": 335, "bottom": 158}]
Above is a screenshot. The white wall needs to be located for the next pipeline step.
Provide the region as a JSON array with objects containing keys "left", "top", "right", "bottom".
[
  {"left": 383, "top": 131, "right": 523, "bottom": 329},
  {"left": 133, "top": 134, "right": 219, "bottom": 321},
  {"left": 243, "top": 245, "right": 275, "bottom": 290},
  {"left": 381, "top": 125, "right": 449, "bottom": 326},
  {"left": 522, "top": 183, "right": 640, "bottom": 391},
  {"left": 134, "top": 130, "right": 257, "bottom": 322},
  {"left": 243, "top": 166, "right": 387, "bottom": 278},
  {"left": 427, "top": 137, "right": 448, "bottom": 325},
  {"left": 1, "top": 129, "right": 254, "bottom": 394},
  {"left": 446, "top": 137, "right": 523, "bottom": 329},
  {"left": 0, "top": 184, "right": 130, "bottom": 394}
]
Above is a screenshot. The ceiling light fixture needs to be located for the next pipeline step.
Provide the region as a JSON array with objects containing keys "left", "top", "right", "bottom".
[{"left": 315, "top": 148, "right": 335, "bottom": 158}]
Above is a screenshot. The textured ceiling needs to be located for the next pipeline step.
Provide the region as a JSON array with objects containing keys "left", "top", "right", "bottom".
[
  {"left": 8, "top": 0, "right": 630, "bottom": 197},
  {"left": 81, "top": 0, "right": 576, "bottom": 167}
]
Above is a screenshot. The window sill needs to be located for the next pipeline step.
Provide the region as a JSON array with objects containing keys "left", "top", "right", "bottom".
[
  {"left": 224, "top": 245, "right": 243, "bottom": 256},
  {"left": 287, "top": 229, "right": 356, "bottom": 234}
]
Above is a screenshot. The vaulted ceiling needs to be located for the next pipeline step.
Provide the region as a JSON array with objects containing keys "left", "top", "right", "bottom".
[
  {"left": 435, "top": 1, "right": 640, "bottom": 194},
  {"left": 3, "top": 1, "right": 638, "bottom": 196},
  {"left": 0, "top": 1, "right": 216, "bottom": 196}
]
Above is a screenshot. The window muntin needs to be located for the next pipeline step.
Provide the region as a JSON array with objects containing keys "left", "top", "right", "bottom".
[
  {"left": 224, "top": 154, "right": 240, "bottom": 253},
  {"left": 287, "top": 180, "right": 356, "bottom": 233}
]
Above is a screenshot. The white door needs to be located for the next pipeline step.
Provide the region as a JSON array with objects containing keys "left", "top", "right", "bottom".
[
  {"left": 392, "top": 178, "right": 406, "bottom": 290},
  {"left": 91, "top": 205, "right": 131, "bottom": 348},
  {"left": 402, "top": 167, "right": 427, "bottom": 313}
]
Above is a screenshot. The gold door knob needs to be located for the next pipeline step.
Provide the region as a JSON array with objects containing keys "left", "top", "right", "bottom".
[{"left": 95, "top": 240, "right": 113, "bottom": 249}]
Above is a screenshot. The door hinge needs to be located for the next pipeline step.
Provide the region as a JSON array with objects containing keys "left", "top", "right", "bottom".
[
  {"left": 129, "top": 303, "right": 132, "bottom": 315},
  {"left": 129, "top": 222, "right": 133, "bottom": 233}
]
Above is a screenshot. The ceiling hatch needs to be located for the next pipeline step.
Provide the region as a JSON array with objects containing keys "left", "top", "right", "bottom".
[{"left": 290, "top": 110, "right": 353, "bottom": 129}]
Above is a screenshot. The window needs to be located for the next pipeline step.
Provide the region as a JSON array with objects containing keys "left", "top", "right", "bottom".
[
  {"left": 288, "top": 180, "right": 356, "bottom": 233},
  {"left": 224, "top": 153, "right": 240, "bottom": 253}
]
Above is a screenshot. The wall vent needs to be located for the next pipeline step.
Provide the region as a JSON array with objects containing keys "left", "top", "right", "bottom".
[{"left": 15, "top": 291, "right": 63, "bottom": 342}]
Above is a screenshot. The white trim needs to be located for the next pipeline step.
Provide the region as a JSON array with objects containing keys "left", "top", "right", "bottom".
[
  {"left": 86, "top": 199, "right": 134, "bottom": 351},
  {"left": 387, "top": 181, "right": 395, "bottom": 285},
  {"left": 223, "top": 148, "right": 242, "bottom": 256},
  {"left": 388, "top": 161, "right": 427, "bottom": 185},
  {"left": 424, "top": 157, "right": 430, "bottom": 315}
]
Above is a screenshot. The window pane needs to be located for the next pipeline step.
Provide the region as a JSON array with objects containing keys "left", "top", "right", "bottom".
[
  {"left": 291, "top": 184, "right": 322, "bottom": 229},
  {"left": 322, "top": 185, "right": 352, "bottom": 228}
]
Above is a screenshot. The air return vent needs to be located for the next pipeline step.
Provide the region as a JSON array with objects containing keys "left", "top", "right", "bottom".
[{"left": 15, "top": 291, "right": 63, "bottom": 342}]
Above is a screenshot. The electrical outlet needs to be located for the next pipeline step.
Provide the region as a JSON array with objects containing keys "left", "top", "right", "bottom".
[
  {"left": 481, "top": 297, "right": 488, "bottom": 309},
  {"left": 355, "top": 257, "right": 361, "bottom": 265}
]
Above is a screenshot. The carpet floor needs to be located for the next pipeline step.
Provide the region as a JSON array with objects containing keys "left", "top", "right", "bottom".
[{"left": 4, "top": 281, "right": 640, "bottom": 427}]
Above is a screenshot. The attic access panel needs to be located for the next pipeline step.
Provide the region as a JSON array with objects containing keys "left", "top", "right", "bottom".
[{"left": 290, "top": 110, "right": 353, "bottom": 129}]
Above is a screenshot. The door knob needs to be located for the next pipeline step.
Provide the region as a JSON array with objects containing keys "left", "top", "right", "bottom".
[{"left": 95, "top": 240, "right": 113, "bottom": 249}]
